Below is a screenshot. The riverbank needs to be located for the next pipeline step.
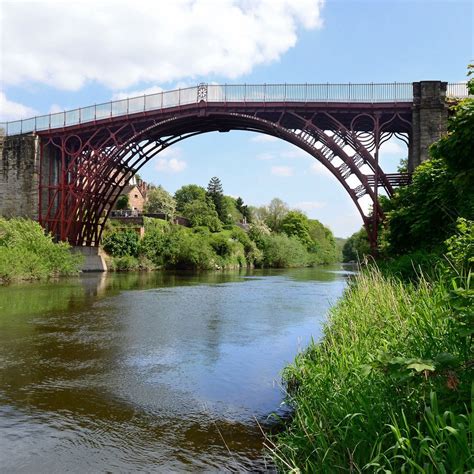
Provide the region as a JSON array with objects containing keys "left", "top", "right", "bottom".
[
  {"left": 270, "top": 267, "right": 473, "bottom": 472},
  {"left": 0, "top": 218, "right": 82, "bottom": 283},
  {"left": 102, "top": 216, "right": 340, "bottom": 272}
]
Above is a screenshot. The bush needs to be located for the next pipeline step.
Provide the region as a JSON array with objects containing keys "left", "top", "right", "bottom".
[
  {"left": 110, "top": 254, "right": 140, "bottom": 271},
  {"left": 0, "top": 218, "right": 81, "bottom": 282},
  {"left": 261, "top": 234, "right": 310, "bottom": 268},
  {"left": 102, "top": 229, "right": 139, "bottom": 257},
  {"left": 230, "top": 226, "right": 262, "bottom": 265},
  {"left": 139, "top": 227, "right": 168, "bottom": 267},
  {"left": 445, "top": 218, "right": 474, "bottom": 274},
  {"left": 162, "top": 230, "right": 216, "bottom": 269}
]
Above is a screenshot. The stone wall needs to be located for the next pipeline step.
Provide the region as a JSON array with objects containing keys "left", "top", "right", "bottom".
[
  {"left": 0, "top": 133, "right": 39, "bottom": 220},
  {"left": 409, "top": 81, "right": 449, "bottom": 172}
]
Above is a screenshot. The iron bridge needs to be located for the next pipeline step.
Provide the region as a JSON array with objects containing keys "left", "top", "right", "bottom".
[{"left": 0, "top": 82, "right": 469, "bottom": 250}]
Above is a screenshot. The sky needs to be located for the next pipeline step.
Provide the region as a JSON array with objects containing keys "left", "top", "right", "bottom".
[{"left": 0, "top": 0, "right": 472, "bottom": 237}]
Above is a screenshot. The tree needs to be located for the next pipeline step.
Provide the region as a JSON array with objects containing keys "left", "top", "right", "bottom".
[
  {"left": 281, "top": 211, "right": 312, "bottom": 248},
  {"left": 342, "top": 228, "right": 370, "bottom": 262},
  {"left": 223, "top": 196, "right": 241, "bottom": 224},
  {"left": 115, "top": 194, "right": 129, "bottom": 210},
  {"left": 144, "top": 185, "right": 176, "bottom": 218},
  {"left": 207, "top": 177, "right": 227, "bottom": 222},
  {"left": 174, "top": 184, "right": 207, "bottom": 213},
  {"left": 307, "top": 219, "right": 338, "bottom": 263},
  {"left": 265, "top": 198, "right": 289, "bottom": 232},
  {"left": 236, "top": 196, "right": 251, "bottom": 222},
  {"left": 181, "top": 199, "right": 222, "bottom": 232}
]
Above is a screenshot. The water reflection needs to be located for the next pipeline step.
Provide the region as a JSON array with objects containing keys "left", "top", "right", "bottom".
[{"left": 0, "top": 265, "right": 350, "bottom": 471}]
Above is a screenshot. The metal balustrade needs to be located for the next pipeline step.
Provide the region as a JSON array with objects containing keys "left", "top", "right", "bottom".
[{"left": 0, "top": 82, "right": 470, "bottom": 136}]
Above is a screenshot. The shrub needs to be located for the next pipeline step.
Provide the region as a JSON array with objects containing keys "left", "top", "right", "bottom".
[
  {"left": 162, "top": 230, "right": 216, "bottom": 269},
  {"left": 261, "top": 234, "right": 309, "bottom": 268},
  {"left": 0, "top": 218, "right": 81, "bottom": 282},
  {"left": 445, "top": 218, "right": 474, "bottom": 274},
  {"left": 102, "top": 229, "right": 139, "bottom": 257},
  {"left": 110, "top": 254, "right": 140, "bottom": 271}
]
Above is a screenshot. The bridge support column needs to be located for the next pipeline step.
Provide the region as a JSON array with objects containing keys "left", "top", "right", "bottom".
[
  {"left": 409, "top": 81, "right": 448, "bottom": 172},
  {"left": 0, "top": 133, "right": 40, "bottom": 220},
  {"left": 71, "top": 246, "right": 107, "bottom": 272}
]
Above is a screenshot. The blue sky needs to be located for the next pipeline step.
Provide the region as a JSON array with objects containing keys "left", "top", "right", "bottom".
[{"left": 1, "top": 0, "right": 472, "bottom": 236}]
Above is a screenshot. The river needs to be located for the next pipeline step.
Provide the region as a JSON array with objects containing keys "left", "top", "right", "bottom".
[{"left": 0, "top": 265, "right": 353, "bottom": 472}]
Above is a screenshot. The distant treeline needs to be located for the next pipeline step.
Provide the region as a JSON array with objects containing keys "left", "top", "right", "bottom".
[{"left": 104, "top": 177, "right": 340, "bottom": 270}]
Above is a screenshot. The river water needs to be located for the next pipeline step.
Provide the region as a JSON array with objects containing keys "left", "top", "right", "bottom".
[{"left": 0, "top": 266, "right": 352, "bottom": 472}]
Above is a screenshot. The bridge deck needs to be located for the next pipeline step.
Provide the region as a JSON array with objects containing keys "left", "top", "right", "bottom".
[{"left": 0, "top": 82, "right": 469, "bottom": 136}]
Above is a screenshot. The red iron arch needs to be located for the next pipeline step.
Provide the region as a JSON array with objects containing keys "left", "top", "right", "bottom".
[{"left": 38, "top": 104, "right": 411, "bottom": 250}]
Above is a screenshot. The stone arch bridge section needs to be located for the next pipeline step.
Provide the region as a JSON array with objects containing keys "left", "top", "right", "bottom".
[{"left": 0, "top": 81, "right": 464, "bottom": 250}]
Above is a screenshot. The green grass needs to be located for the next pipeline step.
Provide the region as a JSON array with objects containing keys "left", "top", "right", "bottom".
[{"left": 270, "top": 268, "right": 473, "bottom": 472}]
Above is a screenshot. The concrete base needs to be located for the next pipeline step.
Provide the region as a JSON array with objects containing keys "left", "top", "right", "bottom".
[{"left": 72, "top": 246, "right": 107, "bottom": 272}]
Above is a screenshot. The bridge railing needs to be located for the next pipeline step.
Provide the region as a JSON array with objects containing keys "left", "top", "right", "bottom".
[{"left": 0, "top": 82, "right": 470, "bottom": 136}]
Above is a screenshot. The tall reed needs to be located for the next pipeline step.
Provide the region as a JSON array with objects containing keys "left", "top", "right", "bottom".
[{"left": 270, "top": 268, "right": 473, "bottom": 472}]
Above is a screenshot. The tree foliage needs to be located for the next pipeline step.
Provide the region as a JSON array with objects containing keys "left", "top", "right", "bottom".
[
  {"left": 104, "top": 183, "right": 340, "bottom": 269},
  {"left": 207, "top": 177, "right": 228, "bottom": 223},
  {"left": 382, "top": 69, "right": 474, "bottom": 257},
  {"left": 307, "top": 219, "right": 338, "bottom": 263},
  {"left": 144, "top": 185, "right": 176, "bottom": 217},
  {"left": 174, "top": 184, "right": 206, "bottom": 213},
  {"left": 181, "top": 199, "right": 222, "bottom": 232},
  {"left": 342, "top": 227, "right": 370, "bottom": 262},
  {"left": 115, "top": 194, "right": 129, "bottom": 210},
  {"left": 281, "top": 211, "right": 312, "bottom": 248},
  {"left": 235, "top": 196, "right": 251, "bottom": 222},
  {"left": 252, "top": 198, "right": 290, "bottom": 232},
  {"left": 102, "top": 229, "right": 139, "bottom": 257}
]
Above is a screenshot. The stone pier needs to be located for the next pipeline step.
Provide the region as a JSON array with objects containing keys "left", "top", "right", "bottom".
[
  {"left": 0, "top": 133, "right": 39, "bottom": 219},
  {"left": 408, "top": 81, "right": 449, "bottom": 172},
  {"left": 71, "top": 246, "right": 108, "bottom": 272}
]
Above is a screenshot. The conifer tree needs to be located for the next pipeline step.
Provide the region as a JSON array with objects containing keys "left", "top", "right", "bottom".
[{"left": 206, "top": 177, "right": 226, "bottom": 222}]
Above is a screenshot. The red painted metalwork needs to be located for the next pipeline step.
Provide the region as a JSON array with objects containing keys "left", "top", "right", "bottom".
[{"left": 37, "top": 89, "right": 413, "bottom": 251}]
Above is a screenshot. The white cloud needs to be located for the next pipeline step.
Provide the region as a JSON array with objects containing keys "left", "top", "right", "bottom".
[
  {"left": 0, "top": 92, "right": 38, "bottom": 121},
  {"left": 155, "top": 158, "right": 187, "bottom": 173},
  {"left": 293, "top": 201, "right": 326, "bottom": 211},
  {"left": 256, "top": 152, "right": 275, "bottom": 160},
  {"left": 112, "top": 86, "right": 164, "bottom": 101},
  {"left": 309, "top": 161, "right": 332, "bottom": 177},
  {"left": 155, "top": 146, "right": 187, "bottom": 173},
  {"left": 271, "top": 165, "right": 293, "bottom": 176},
  {"left": 2, "top": 0, "right": 325, "bottom": 91},
  {"left": 251, "top": 134, "right": 279, "bottom": 143}
]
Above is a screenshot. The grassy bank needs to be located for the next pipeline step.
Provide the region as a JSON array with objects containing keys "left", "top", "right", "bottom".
[
  {"left": 271, "top": 268, "right": 473, "bottom": 472},
  {"left": 0, "top": 218, "right": 82, "bottom": 283}
]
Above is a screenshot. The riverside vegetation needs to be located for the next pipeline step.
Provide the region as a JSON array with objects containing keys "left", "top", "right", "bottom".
[
  {"left": 0, "top": 176, "right": 340, "bottom": 282},
  {"left": 272, "top": 68, "right": 474, "bottom": 472},
  {"left": 103, "top": 177, "right": 340, "bottom": 271},
  {"left": 0, "top": 218, "right": 82, "bottom": 283}
]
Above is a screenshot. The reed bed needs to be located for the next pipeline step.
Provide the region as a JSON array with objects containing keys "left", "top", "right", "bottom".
[{"left": 270, "top": 268, "right": 473, "bottom": 472}]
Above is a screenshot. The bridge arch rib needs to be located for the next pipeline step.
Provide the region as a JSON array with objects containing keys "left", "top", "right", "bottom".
[{"left": 38, "top": 107, "right": 411, "bottom": 250}]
